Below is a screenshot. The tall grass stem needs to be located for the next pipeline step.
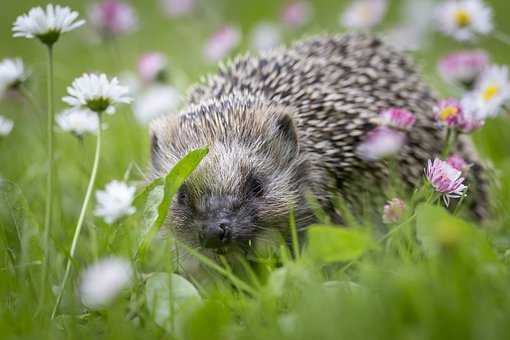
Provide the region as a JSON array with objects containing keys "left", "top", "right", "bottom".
[
  {"left": 40, "top": 45, "right": 54, "bottom": 311},
  {"left": 289, "top": 208, "right": 300, "bottom": 259},
  {"left": 51, "top": 115, "right": 102, "bottom": 319},
  {"left": 176, "top": 241, "right": 257, "bottom": 295}
]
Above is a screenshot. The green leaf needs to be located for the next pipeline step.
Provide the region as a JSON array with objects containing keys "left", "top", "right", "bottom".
[
  {"left": 266, "top": 267, "right": 288, "bottom": 296},
  {"left": 416, "top": 203, "right": 495, "bottom": 259},
  {"left": 322, "top": 280, "right": 363, "bottom": 293},
  {"left": 266, "top": 265, "right": 311, "bottom": 294},
  {"left": 135, "top": 147, "right": 208, "bottom": 259},
  {"left": 181, "top": 299, "right": 231, "bottom": 340},
  {"left": 145, "top": 272, "right": 202, "bottom": 332},
  {"left": 140, "top": 185, "right": 165, "bottom": 241},
  {"left": 0, "top": 180, "right": 42, "bottom": 267},
  {"left": 306, "top": 225, "right": 373, "bottom": 263},
  {"left": 133, "top": 176, "right": 164, "bottom": 208}
]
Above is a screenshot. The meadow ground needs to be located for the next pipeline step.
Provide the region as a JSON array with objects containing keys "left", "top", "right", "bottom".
[{"left": 2, "top": 0, "right": 510, "bottom": 339}]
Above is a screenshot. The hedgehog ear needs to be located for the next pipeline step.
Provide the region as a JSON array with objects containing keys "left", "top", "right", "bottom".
[{"left": 275, "top": 114, "right": 299, "bottom": 155}]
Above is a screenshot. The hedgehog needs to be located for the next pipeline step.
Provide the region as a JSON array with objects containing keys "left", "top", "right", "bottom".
[{"left": 149, "top": 33, "right": 489, "bottom": 253}]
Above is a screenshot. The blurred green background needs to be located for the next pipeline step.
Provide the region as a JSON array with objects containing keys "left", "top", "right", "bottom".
[{"left": 2, "top": 1, "right": 510, "bottom": 339}]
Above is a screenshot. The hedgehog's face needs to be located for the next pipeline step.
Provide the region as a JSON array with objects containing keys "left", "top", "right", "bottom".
[
  {"left": 171, "top": 168, "right": 277, "bottom": 251},
  {"left": 168, "top": 116, "right": 309, "bottom": 253},
  {"left": 151, "top": 102, "right": 311, "bottom": 253}
]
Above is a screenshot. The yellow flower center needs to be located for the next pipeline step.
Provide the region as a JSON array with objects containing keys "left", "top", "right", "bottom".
[
  {"left": 439, "top": 106, "right": 459, "bottom": 121},
  {"left": 454, "top": 9, "right": 471, "bottom": 28},
  {"left": 482, "top": 85, "right": 501, "bottom": 102}
]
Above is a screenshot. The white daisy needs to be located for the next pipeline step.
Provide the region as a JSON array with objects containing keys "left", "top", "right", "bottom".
[
  {"left": 0, "top": 58, "right": 28, "bottom": 98},
  {"left": 0, "top": 115, "right": 14, "bottom": 136},
  {"left": 63, "top": 73, "right": 132, "bottom": 114},
  {"left": 385, "top": 0, "right": 434, "bottom": 51},
  {"left": 133, "top": 85, "right": 180, "bottom": 124},
  {"left": 56, "top": 108, "right": 99, "bottom": 136},
  {"left": 250, "top": 22, "right": 282, "bottom": 52},
  {"left": 12, "top": 4, "right": 85, "bottom": 45},
  {"left": 434, "top": 0, "right": 492, "bottom": 41},
  {"left": 94, "top": 180, "right": 136, "bottom": 224},
  {"left": 462, "top": 65, "right": 510, "bottom": 119},
  {"left": 340, "top": 0, "right": 388, "bottom": 29},
  {"left": 79, "top": 257, "right": 133, "bottom": 309}
]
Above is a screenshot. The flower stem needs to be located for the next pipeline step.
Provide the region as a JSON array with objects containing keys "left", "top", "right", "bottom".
[
  {"left": 380, "top": 212, "right": 417, "bottom": 242},
  {"left": 51, "top": 115, "right": 102, "bottom": 319},
  {"left": 40, "top": 45, "right": 55, "bottom": 309},
  {"left": 442, "top": 128, "right": 456, "bottom": 158}
]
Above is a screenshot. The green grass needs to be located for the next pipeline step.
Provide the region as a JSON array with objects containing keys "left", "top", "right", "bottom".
[{"left": 2, "top": 0, "right": 510, "bottom": 339}]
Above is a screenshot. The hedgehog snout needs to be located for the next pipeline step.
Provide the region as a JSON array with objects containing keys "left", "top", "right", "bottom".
[
  {"left": 193, "top": 193, "right": 259, "bottom": 250},
  {"left": 198, "top": 220, "right": 232, "bottom": 249}
]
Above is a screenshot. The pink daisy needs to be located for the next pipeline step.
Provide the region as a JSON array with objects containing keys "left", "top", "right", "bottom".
[{"left": 425, "top": 158, "right": 467, "bottom": 206}]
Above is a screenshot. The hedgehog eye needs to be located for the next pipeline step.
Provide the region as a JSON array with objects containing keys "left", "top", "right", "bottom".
[{"left": 247, "top": 175, "right": 264, "bottom": 198}]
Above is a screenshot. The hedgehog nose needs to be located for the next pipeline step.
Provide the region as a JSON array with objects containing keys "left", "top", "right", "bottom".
[{"left": 199, "top": 222, "right": 232, "bottom": 249}]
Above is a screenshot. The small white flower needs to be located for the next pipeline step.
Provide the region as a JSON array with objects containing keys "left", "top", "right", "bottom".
[
  {"left": 462, "top": 65, "right": 510, "bottom": 119},
  {"left": 94, "top": 180, "right": 136, "bottom": 224},
  {"left": 434, "top": 0, "right": 492, "bottom": 41},
  {"left": 341, "top": 0, "right": 388, "bottom": 29},
  {"left": 457, "top": 100, "right": 484, "bottom": 132},
  {"left": 385, "top": 0, "right": 434, "bottom": 51},
  {"left": 79, "top": 257, "right": 133, "bottom": 309},
  {"left": 0, "top": 58, "right": 28, "bottom": 98},
  {"left": 0, "top": 115, "right": 14, "bottom": 136},
  {"left": 56, "top": 108, "right": 99, "bottom": 136},
  {"left": 385, "top": 26, "right": 421, "bottom": 51},
  {"left": 133, "top": 85, "right": 180, "bottom": 124},
  {"left": 203, "top": 26, "right": 241, "bottom": 62},
  {"left": 250, "top": 22, "right": 282, "bottom": 52},
  {"left": 63, "top": 73, "right": 132, "bottom": 114},
  {"left": 12, "top": 4, "right": 85, "bottom": 45}
]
